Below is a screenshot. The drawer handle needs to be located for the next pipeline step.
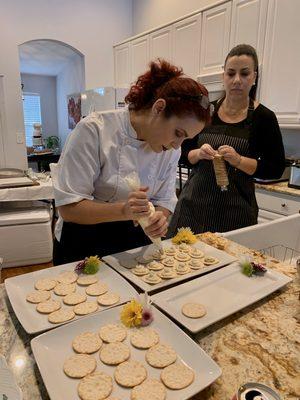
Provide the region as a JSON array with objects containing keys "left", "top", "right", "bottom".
[{"left": 281, "top": 203, "right": 286, "bottom": 207}]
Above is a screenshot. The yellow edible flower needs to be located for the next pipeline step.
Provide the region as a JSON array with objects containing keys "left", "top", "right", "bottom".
[
  {"left": 120, "top": 300, "right": 143, "bottom": 328},
  {"left": 172, "top": 227, "right": 197, "bottom": 245}
]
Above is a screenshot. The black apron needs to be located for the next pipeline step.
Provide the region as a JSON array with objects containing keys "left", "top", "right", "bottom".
[
  {"left": 168, "top": 98, "right": 258, "bottom": 236},
  {"left": 53, "top": 220, "right": 151, "bottom": 266}
]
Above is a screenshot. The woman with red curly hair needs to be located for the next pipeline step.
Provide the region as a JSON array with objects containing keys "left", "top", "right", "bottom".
[{"left": 52, "top": 59, "right": 210, "bottom": 265}]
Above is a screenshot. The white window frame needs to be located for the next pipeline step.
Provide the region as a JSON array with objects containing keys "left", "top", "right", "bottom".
[{"left": 22, "top": 92, "right": 42, "bottom": 146}]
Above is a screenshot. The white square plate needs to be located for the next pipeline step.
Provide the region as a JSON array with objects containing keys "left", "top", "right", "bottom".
[
  {"left": 103, "top": 239, "right": 237, "bottom": 293},
  {"left": 5, "top": 262, "right": 138, "bottom": 334},
  {"left": 31, "top": 305, "right": 221, "bottom": 400},
  {"left": 152, "top": 262, "right": 292, "bottom": 333}
]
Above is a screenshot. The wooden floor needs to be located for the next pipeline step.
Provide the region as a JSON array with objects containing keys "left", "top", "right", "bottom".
[{"left": 1, "top": 261, "right": 53, "bottom": 283}]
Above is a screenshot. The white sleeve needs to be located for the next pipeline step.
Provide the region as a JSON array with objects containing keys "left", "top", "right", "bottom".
[
  {"left": 53, "top": 117, "right": 102, "bottom": 207},
  {"left": 151, "top": 149, "right": 180, "bottom": 213}
]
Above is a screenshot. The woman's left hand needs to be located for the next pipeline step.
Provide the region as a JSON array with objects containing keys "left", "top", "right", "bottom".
[
  {"left": 143, "top": 211, "right": 168, "bottom": 238},
  {"left": 218, "top": 145, "right": 241, "bottom": 167}
]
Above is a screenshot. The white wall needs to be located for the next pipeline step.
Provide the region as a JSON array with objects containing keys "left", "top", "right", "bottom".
[
  {"left": 21, "top": 73, "right": 59, "bottom": 142},
  {"left": 0, "top": 0, "right": 132, "bottom": 169},
  {"left": 57, "top": 53, "right": 85, "bottom": 149},
  {"left": 132, "top": 0, "right": 215, "bottom": 34}
]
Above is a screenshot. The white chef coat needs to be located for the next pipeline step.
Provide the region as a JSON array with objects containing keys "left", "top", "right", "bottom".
[{"left": 53, "top": 108, "right": 180, "bottom": 241}]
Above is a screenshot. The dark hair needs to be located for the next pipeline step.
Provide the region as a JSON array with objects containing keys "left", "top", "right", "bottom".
[
  {"left": 224, "top": 44, "right": 259, "bottom": 99},
  {"left": 125, "top": 59, "right": 211, "bottom": 125}
]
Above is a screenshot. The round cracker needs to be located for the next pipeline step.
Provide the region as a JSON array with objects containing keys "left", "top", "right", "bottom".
[
  {"left": 100, "top": 342, "right": 130, "bottom": 365},
  {"left": 181, "top": 302, "right": 206, "bottom": 319},
  {"left": 26, "top": 290, "right": 51, "bottom": 303},
  {"left": 189, "top": 259, "right": 204, "bottom": 270},
  {"left": 189, "top": 248, "right": 204, "bottom": 259},
  {"left": 36, "top": 299, "right": 61, "bottom": 314},
  {"left": 34, "top": 278, "right": 57, "bottom": 291},
  {"left": 203, "top": 256, "right": 219, "bottom": 265},
  {"left": 164, "top": 246, "right": 177, "bottom": 256},
  {"left": 145, "top": 343, "right": 177, "bottom": 368},
  {"left": 73, "top": 332, "right": 103, "bottom": 354},
  {"left": 131, "top": 378, "right": 166, "bottom": 400},
  {"left": 77, "top": 275, "right": 99, "bottom": 286},
  {"left": 114, "top": 360, "right": 147, "bottom": 388},
  {"left": 174, "top": 252, "right": 191, "bottom": 262},
  {"left": 57, "top": 271, "right": 78, "bottom": 284},
  {"left": 85, "top": 282, "right": 108, "bottom": 296},
  {"left": 74, "top": 301, "right": 99, "bottom": 315},
  {"left": 130, "top": 328, "right": 159, "bottom": 349},
  {"left": 63, "top": 292, "right": 87, "bottom": 305},
  {"left": 132, "top": 265, "right": 149, "bottom": 276},
  {"left": 48, "top": 308, "right": 75, "bottom": 324},
  {"left": 161, "top": 362, "right": 194, "bottom": 389},
  {"left": 147, "top": 261, "right": 164, "bottom": 271},
  {"left": 99, "top": 324, "right": 127, "bottom": 343},
  {"left": 77, "top": 371, "right": 113, "bottom": 400},
  {"left": 54, "top": 282, "right": 76, "bottom": 296},
  {"left": 142, "top": 273, "right": 162, "bottom": 284},
  {"left": 97, "top": 292, "right": 120, "bottom": 306},
  {"left": 64, "top": 354, "right": 96, "bottom": 378}
]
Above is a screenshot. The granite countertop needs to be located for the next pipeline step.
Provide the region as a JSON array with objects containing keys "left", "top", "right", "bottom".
[
  {"left": 255, "top": 181, "right": 300, "bottom": 197},
  {"left": 0, "top": 237, "right": 299, "bottom": 400}
]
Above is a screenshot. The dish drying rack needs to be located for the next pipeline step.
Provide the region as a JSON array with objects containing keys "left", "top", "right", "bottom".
[{"left": 259, "top": 244, "right": 300, "bottom": 266}]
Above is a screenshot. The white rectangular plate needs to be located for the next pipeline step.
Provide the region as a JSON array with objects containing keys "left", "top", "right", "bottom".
[
  {"left": 152, "top": 262, "right": 292, "bottom": 334},
  {"left": 5, "top": 262, "right": 138, "bottom": 334},
  {"left": 103, "top": 239, "right": 237, "bottom": 293},
  {"left": 31, "top": 305, "right": 221, "bottom": 400}
]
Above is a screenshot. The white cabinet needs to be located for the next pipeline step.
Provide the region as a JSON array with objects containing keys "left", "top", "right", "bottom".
[
  {"left": 149, "top": 26, "right": 173, "bottom": 63},
  {"left": 230, "top": 0, "right": 268, "bottom": 60},
  {"left": 260, "top": 0, "right": 300, "bottom": 124},
  {"left": 173, "top": 14, "right": 201, "bottom": 78},
  {"left": 131, "top": 35, "right": 150, "bottom": 82},
  {"left": 200, "top": 2, "right": 232, "bottom": 75},
  {"left": 114, "top": 43, "right": 131, "bottom": 88},
  {"left": 256, "top": 189, "right": 300, "bottom": 216}
]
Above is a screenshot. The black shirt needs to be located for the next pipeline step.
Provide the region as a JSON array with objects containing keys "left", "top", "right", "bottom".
[{"left": 180, "top": 103, "right": 285, "bottom": 180}]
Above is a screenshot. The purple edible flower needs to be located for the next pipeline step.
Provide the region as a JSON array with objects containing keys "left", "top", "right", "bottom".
[
  {"left": 141, "top": 307, "right": 154, "bottom": 326},
  {"left": 74, "top": 260, "right": 86, "bottom": 275},
  {"left": 252, "top": 262, "right": 267, "bottom": 275}
]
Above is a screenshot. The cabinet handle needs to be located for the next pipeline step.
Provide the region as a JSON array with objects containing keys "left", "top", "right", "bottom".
[{"left": 281, "top": 203, "right": 286, "bottom": 207}]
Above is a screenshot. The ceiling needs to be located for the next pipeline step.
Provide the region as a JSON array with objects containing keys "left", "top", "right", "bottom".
[{"left": 19, "top": 40, "right": 82, "bottom": 76}]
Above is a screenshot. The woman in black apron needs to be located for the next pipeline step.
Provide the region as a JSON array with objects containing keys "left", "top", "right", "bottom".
[
  {"left": 53, "top": 59, "right": 211, "bottom": 265},
  {"left": 168, "top": 44, "right": 285, "bottom": 236}
]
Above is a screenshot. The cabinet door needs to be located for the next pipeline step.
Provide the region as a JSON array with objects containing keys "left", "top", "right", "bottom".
[
  {"left": 173, "top": 14, "right": 201, "bottom": 78},
  {"left": 230, "top": 0, "right": 268, "bottom": 60},
  {"left": 200, "top": 2, "right": 232, "bottom": 75},
  {"left": 260, "top": 0, "right": 300, "bottom": 124},
  {"left": 131, "top": 35, "right": 149, "bottom": 82},
  {"left": 114, "top": 43, "right": 131, "bottom": 87},
  {"left": 149, "top": 26, "right": 173, "bottom": 63}
]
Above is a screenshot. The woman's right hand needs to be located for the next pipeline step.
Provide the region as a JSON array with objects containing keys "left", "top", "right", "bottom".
[
  {"left": 122, "top": 187, "right": 151, "bottom": 221},
  {"left": 198, "top": 144, "right": 217, "bottom": 160}
]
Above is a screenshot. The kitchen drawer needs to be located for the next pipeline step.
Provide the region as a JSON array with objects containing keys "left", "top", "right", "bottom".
[{"left": 255, "top": 189, "right": 300, "bottom": 215}]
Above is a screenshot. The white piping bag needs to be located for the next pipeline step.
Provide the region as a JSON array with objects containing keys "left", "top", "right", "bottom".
[{"left": 124, "top": 172, "right": 163, "bottom": 253}]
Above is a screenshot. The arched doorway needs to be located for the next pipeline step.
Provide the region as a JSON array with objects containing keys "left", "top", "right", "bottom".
[{"left": 18, "top": 39, "right": 85, "bottom": 161}]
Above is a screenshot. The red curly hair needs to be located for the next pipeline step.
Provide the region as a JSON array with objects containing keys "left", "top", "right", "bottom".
[{"left": 125, "top": 59, "right": 211, "bottom": 125}]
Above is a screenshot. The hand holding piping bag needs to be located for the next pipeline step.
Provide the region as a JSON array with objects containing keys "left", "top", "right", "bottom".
[{"left": 124, "top": 172, "right": 163, "bottom": 252}]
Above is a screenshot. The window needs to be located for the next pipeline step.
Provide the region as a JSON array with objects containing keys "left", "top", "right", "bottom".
[{"left": 22, "top": 93, "right": 42, "bottom": 146}]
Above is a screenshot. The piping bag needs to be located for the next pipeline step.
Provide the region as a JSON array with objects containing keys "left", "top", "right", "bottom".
[{"left": 124, "top": 172, "right": 163, "bottom": 256}]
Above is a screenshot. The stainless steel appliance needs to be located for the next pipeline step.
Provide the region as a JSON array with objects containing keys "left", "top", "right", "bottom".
[{"left": 288, "top": 161, "right": 300, "bottom": 189}]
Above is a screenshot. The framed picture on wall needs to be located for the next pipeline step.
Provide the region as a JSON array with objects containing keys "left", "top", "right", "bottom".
[{"left": 67, "top": 93, "right": 81, "bottom": 129}]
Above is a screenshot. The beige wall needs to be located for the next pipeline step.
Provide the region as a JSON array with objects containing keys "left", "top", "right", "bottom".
[{"left": 0, "top": 0, "right": 132, "bottom": 169}]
